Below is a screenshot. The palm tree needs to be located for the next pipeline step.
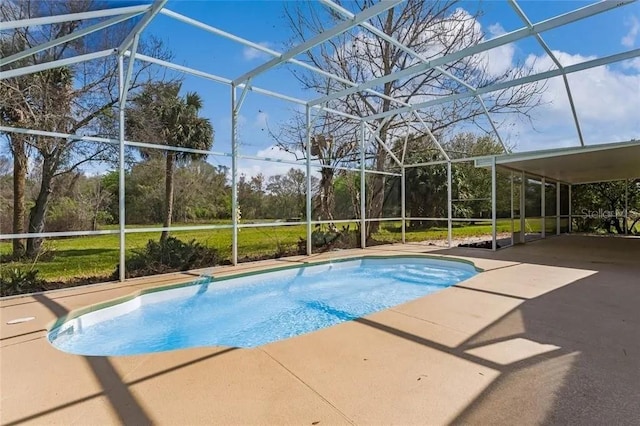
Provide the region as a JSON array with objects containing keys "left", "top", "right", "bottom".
[{"left": 127, "top": 82, "right": 214, "bottom": 242}]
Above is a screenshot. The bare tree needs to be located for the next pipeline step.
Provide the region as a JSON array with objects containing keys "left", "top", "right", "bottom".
[
  {"left": 0, "top": 0, "right": 172, "bottom": 257},
  {"left": 278, "top": 0, "right": 544, "bottom": 236},
  {"left": 84, "top": 178, "right": 112, "bottom": 232},
  {"left": 271, "top": 109, "right": 358, "bottom": 229}
]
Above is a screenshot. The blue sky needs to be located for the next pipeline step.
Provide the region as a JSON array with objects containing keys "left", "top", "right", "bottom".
[{"left": 114, "top": 0, "right": 640, "bottom": 177}]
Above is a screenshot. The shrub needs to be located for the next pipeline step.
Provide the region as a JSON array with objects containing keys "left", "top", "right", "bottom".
[
  {"left": 46, "top": 197, "right": 91, "bottom": 232},
  {"left": 116, "top": 237, "right": 219, "bottom": 279},
  {"left": 299, "top": 224, "right": 360, "bottom": 253},
  {"left": 0, "top": 268, "right": 48, "bottom": 297}
]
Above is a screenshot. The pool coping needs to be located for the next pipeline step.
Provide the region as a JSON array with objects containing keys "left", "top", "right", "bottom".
[
  {"left": 46, "top": 253, "right": 483, "bottom": 334},
  {"left": 4, "top": 236, "right": 640, "bottom": 425}
]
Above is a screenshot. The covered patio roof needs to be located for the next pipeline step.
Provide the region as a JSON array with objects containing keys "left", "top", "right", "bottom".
[{"left": 475, "top": 139, "right": 640, "bottom": 184}]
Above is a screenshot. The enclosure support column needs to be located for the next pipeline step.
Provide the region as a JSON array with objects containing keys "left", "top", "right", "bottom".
[
  {"left": 541, "top": 177, "right": 546, "bottom": 239},
  {"left": 624, "top": 179, "right": 629, "bottom": 235},
  {"left": 231, "top": 85, "right": 239, "bottom": 265},
  {"left": 568, "top": 184, "right": 572, "bottom": 233},
  {"left": 510, "top": 172, "right": 514, "bottom": 246},
  {"left": 556, "top": 182, "right": 561, "bottom": 235},
  {"left": 447, "top": 161, "right": 452, "bottom": 248},
  {"left": 117, "top": 56, "right": 126, "bottom": 282},
  {"left": 491, "top": 157, "right": 497, "bottom": 251},
  {"left": 360, "top": 120, "right": 366, "bottom": 249},
  {"left": 520, "top": 171, "right": 526, "bottom": 243},
  {"left": 115, "top": 42, "right": 138, "bottom": 282},
  {"left": 306, "top": 106, "right": 312, "bottom": 256},
  {"left": 401, "top": 165, "right": 406, "bottom": 244}
]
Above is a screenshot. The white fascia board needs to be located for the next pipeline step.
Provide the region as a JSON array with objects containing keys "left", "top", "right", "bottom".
[{"left": 474, "top": 139, "right": 640, "bottom": 168}]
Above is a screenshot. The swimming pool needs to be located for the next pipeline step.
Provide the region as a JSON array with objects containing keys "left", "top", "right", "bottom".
[{"left": 48, "top": 256, "right": 478, "bottom": 356}]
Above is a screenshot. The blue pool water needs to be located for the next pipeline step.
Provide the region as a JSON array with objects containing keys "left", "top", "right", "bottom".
[{"left": 49, "top": 257, "right": 477, "bottom": 356}]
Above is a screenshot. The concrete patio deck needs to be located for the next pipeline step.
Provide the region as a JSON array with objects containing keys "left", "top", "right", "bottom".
[{"left": 1, "top": 234, "right": 639, "bottom": 425}]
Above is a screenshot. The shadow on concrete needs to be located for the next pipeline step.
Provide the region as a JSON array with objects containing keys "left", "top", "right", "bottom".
[
  {"left": 23, "top": 294, "right": 153, "bottom": 425},
  {"left": 354, "top": 237, "right": 640, "bottom": 424},
  {"left": 10, "top": 293, "right": 237, "bottom": 425},
  {"left": 451, "top": 264, "right": 640, "bottom": 424},
  {"left": 7, "top": 235, "right": 639, "bottom": 424},
  {"left": 4, "top": 281, "right": 134, "bottom": 309},
  {"left": 4, "top": 346, "right": 236, "bottom": 426},
  {"left": 0, "top": 328, "right": 46, "bottom": 341}
]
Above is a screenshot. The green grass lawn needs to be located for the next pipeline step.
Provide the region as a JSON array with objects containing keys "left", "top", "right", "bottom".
[
  {"left": 373, "top": 220, "right": 516, "bottom": 244},
  {"left": 0, "top": 218, "right": 536, "bottom": 282}
]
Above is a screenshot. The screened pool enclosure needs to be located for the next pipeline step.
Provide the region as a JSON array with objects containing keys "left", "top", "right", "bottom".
[{"left": 1, "top": 0, "right": 639, "bottom": 281}]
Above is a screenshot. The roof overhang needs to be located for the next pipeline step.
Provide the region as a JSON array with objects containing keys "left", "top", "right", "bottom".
[{"left": 475, "top": 140, "right": 640, "bottom": 184}]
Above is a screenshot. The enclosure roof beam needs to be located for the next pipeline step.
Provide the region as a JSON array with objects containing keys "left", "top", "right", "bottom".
[
  {"left": 363, "top": 48, "right": 640, "bottom": 121},
  {"left": 120, "top": 35, "right": 140, "bottom": 101},
  {"left": 232, "top": 0, "right": 403, "bottom": 86},
  {"left": 319, "top": 0, "right": 479, "bottom": 93},
  {"left": 238, "top": 85, "right": 361, "bottom": 120},
  {"left": 309, "top": 0, "right": 635, "bottom": 107},
  {"left": 160, "top": 8, "right": 409, "bottom": 108},
  {"left": 1, "top": 12, "right": 142, "bottom": 67},
  {"left": 0, "top": 49, "right": 114, "bottom": 80},
  {"left": 0, "top": 125, "right": 234, "bottom": 158},
  {"left": 319, "top": 0, "right": 508, "bottom": 154},
  {"left": 128, "top": 51, "right": 361, "bottom": 121},
  {"left": 363, "top": 122, "right": 403, "bottom": 168},
  {"left": 0, "top": 4, "right": 150, "bottom": 31},
  {"left": 507, "top": 0, "right": 563, "bottom": 69},
  {"left": 477, "top": 95, "right": 508, "bottom": 153},
  {"left": 0, "top": 125, "right": 115, "bottom": 144},
  {"left": 130, "top": 51, "right": 232, "bottom": 84},
  {"left": 412, "top": 110, "right": 450, "bottom": 161},
  {"left": 117, "top": 0, "right": 168, "bottom": 53},
  {"left": 508, "top": 0, "right": 585, "bottom": 147},
  {"left": 430, "top": 69, "right": 508, "bottom": 153},
  {"left": 234, "top": 80, "right": 252, "bottom": 114},
  {"left": 400, "top": 115, "right": 410, "bottom": 164}
]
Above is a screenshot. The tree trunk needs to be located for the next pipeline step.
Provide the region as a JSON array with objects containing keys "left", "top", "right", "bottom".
[
  {"left": 367, "top": 139, "right": 388, "bottom": 237},
  {"left": 612, "top": 217, "right": 624, "bottom": 234},
  {"left": 318, "top": 168, "right": 337, "bottom": 231},
  {"left": 161, "top": 152, "right": 175, "bottom": 243},
  {"left": 26, "top": 157, "right": 55, "bottom": 257},
  {"left": 11, "top": 136, "right": 27, "bottom": 258},
  {"left": 365, "top": 15, "right": 394, "bottom": 239},
  {"left": 91, "top": 181, "right": 105, "bottom": 232}
]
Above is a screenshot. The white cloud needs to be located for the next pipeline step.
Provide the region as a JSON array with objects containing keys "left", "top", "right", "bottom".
[
  {"left": 502, "top": 50, "right": 640, "bottom": 151},
  {"left": 237, "top": 145, "right": 305, "bottom": 179},
  {"left": 487, "top": 23, "right": 505, "bottom": 37},
  {"left": 242, "top": 42, "right": 273, "bottom": 61},
  {"left": 621, "top": 15, "right": 639, "bottom": 48},
  {"left": 292, "top": 7, "right": 637, "bottom": 153},
  {"left": 622, "top": 57, "right": 640, "bottom": 71},
  {"left": 480, "top": 23, "right": 516, "bottom": 78},
  {"left": 254, "top": 111, "right": 269, "bottom": 129}
]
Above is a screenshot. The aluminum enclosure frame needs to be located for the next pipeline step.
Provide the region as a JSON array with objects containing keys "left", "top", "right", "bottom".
[{"left": 1, "top": 0, "right": 639, "bottom": 279}]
